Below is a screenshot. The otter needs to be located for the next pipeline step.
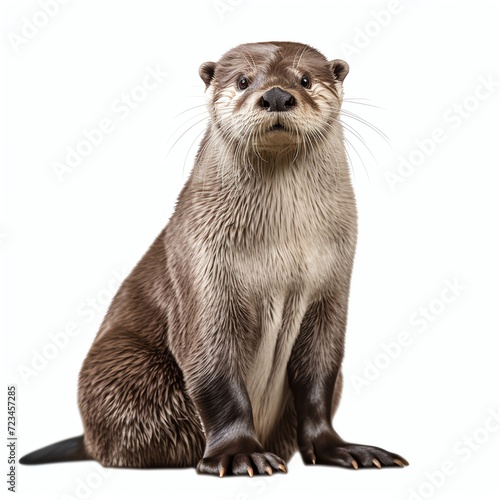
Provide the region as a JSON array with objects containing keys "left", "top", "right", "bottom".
[{"left": 20, "top": 41, "right": 408, "bottom": 476}]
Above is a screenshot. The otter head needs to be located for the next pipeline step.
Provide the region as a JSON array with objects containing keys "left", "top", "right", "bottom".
[{"left": 199, "top": 42, "right": 348, "bottom": 159}]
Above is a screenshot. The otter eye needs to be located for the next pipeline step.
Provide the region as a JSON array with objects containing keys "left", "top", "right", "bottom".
[
  {"left": 300, "top": 75, "right": 311, "bottom": 88},
  {"left": 237, "top": 77, "right": 249, "bottom": 90}
]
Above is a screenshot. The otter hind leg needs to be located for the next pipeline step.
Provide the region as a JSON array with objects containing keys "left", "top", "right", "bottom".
[{"left": 78, "top": 331, "right": 204, "bottom": 468}]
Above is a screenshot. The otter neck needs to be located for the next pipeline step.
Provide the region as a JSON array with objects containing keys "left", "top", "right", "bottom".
[
  {"left": 195, "top": 120, "right": 350, "bottom": 187},
  {"left": 187, "top": 120, "right": 354, "bottom": 252}
]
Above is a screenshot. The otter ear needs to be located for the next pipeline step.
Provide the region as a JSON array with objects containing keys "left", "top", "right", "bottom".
[
  {"left": 199, "top": 61, "right": 216, "bottom": 89},
  {"left": 330, "top": 59, "right": 349, "bottom": 83}
]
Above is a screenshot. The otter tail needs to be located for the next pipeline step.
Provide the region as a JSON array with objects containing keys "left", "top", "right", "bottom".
[{"left": 20, "top": 435, "right": 90, "bottom": 465}]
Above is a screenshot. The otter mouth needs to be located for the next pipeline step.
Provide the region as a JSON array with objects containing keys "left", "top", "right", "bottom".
[{"left": 269, "top": 123, "right": 286, "bottom": 132}]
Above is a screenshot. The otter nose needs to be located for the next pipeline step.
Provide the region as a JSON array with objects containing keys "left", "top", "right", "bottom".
[{"left": 261, "top": 87, "right": 295, "bottom": 112}]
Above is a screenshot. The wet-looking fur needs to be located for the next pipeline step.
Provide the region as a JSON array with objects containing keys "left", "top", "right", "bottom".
[{"left": 20, "top": 42, "right": 408, "bottom": 476}]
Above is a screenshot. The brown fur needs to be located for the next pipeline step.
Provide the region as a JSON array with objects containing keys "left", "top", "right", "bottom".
[{"left": 23, "top": 42, "right": 408, "bottom": 473}]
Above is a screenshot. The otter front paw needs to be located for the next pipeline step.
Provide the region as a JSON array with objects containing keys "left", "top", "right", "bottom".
[
  {"left": 300, "top": 432, "right": 409, "bottom": 469},
  {"left": 197, "top": 451, "right": 287, "bottom": 477}
]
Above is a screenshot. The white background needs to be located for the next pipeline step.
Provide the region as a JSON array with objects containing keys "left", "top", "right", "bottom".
[{"left": 1, "top": 0, "right": 500, "bottom": 499}]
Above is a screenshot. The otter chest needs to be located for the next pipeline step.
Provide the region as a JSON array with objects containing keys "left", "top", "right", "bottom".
[{"left": 231, "top": 215, "right": 344, "bottom": 441}]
